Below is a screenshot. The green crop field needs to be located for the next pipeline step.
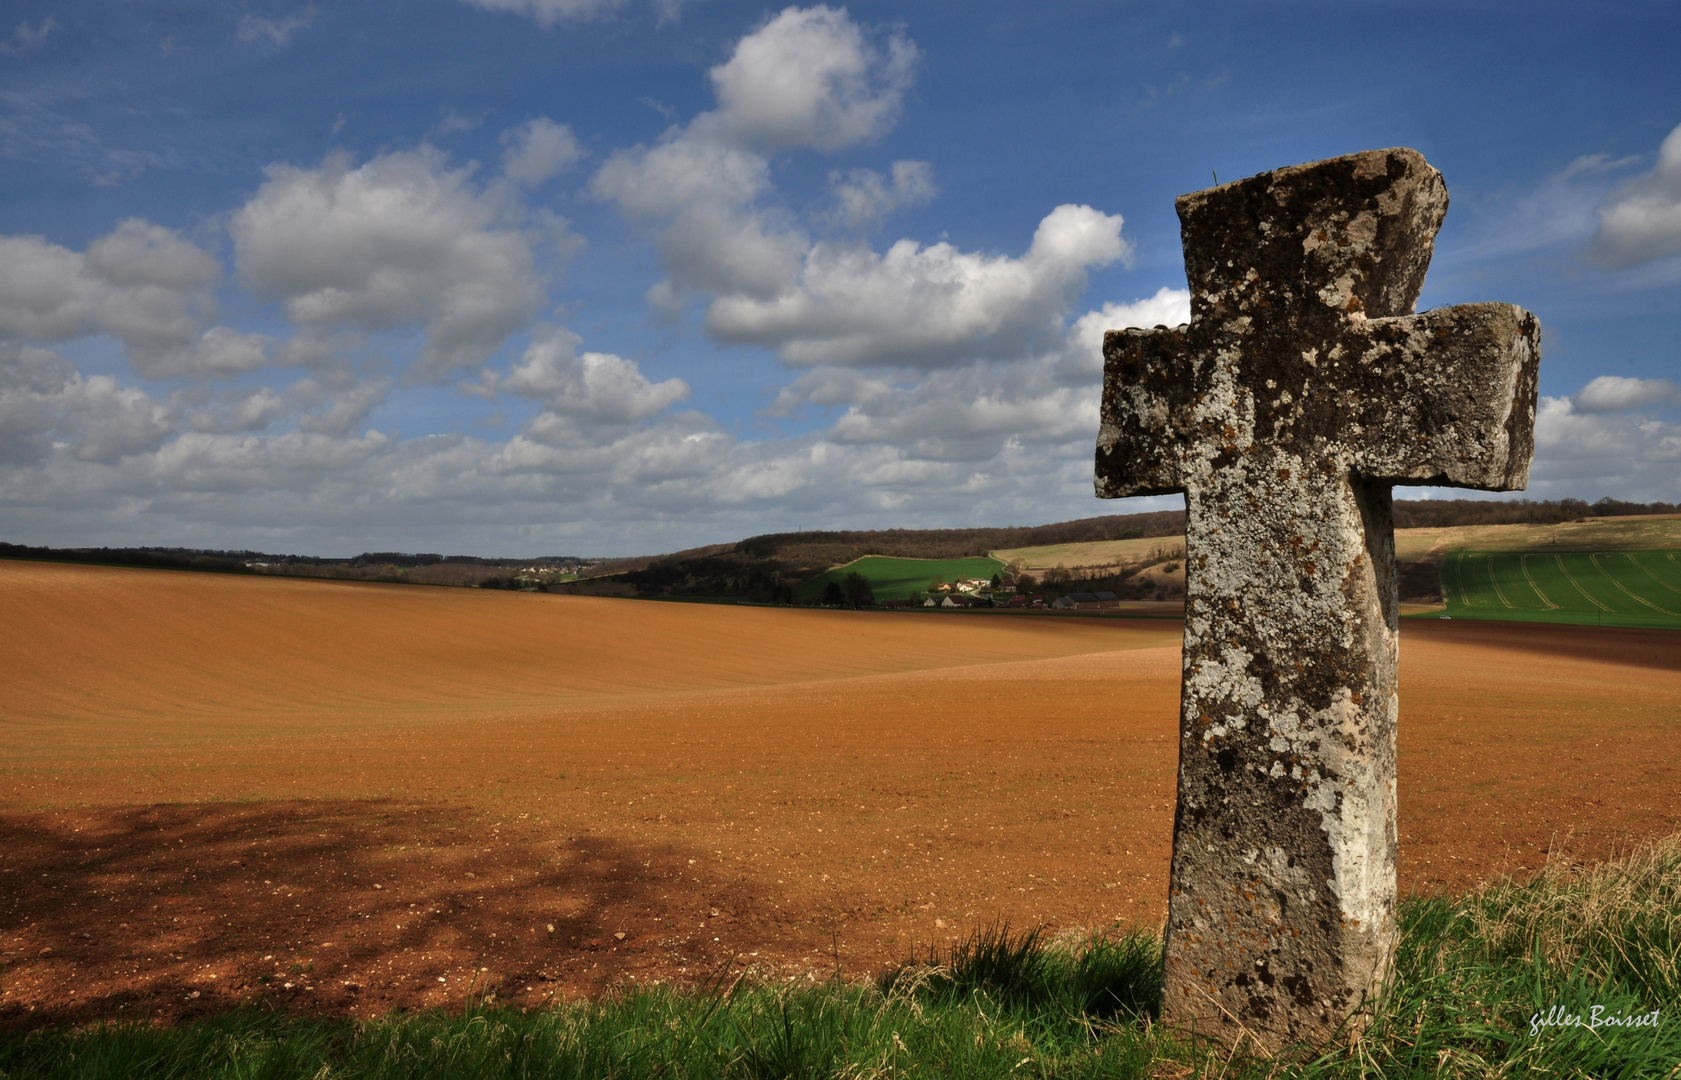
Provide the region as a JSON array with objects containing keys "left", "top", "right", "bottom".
[
  {"left": 798, "top": 554, "right": 1006, "bottom": 603},
  {"left": 1440, "top": 549, "right": 1681, "bottom": 629}
]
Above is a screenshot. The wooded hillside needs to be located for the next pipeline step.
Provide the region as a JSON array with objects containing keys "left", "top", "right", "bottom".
[
  {"left": 7, "top": 497, "right": 1673, "bottom": 603},
  {"left": 1389, "top": 497, "right": 1676, "bottom": 529},
  {"left": 572, "top": 498, "right": 1680, "bottom": 603},
  {"left": 569, "top": 509, "right": 1188, "bottom": 602}
]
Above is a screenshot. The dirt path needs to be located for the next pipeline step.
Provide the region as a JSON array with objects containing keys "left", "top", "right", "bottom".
[{"left": 2, "top": 562, "right": 1676, "bottom": 1028}]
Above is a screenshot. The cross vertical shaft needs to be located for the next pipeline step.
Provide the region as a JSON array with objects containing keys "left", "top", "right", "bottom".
[{"left": 1095, "top": 148, "right": 1539, "bottom": 1051}]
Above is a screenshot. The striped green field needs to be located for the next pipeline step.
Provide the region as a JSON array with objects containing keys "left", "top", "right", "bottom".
[
  {"left": 1440, "top": 549, "right": 1681, "bottom": 629},
  {"left": 798, "top": 554, "right": 1006, "bottom": 603}
]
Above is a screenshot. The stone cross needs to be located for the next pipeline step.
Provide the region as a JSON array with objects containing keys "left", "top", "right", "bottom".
[{"left": 1095, "top": 148, "right": 1539, "bottom": 1051}]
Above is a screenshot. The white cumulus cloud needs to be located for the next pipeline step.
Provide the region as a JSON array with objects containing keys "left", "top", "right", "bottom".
[
  {"left": 706, "top": 5, "right": 916, "bottom": 152},
  {"left": 179, "top": 387, "right": 292, "bottom": 434},
  {"left": 0, "top": 220, "right": 274, "bottom": 378},
  {"left": 593, "top": 137, "right": 800, "bottom": 298},
  {"left": 172, "top": 373, "right": 391, "bottom": 437},
  {"left": 497, "top": 328, "right": 689, "bottom": 423},
  {"left": 145, "top": 428, "right": 392, "bottom": 495},
  {"left": 592, "top": 6, "right": 918, "bottom": 303},
  {"left": 143, "top": 327, "right": 278, "bottom": 380},
  {"left": 0, "top": 6, "right": 1205, "bottom": 553},
  {"left": 595, "top": 11, "right": 1136, "bottom": 375},
  {"left": 0, "top": 223, "right": 214, "bottom": 348},
  {"left": 0, "top": 361, "right": 1157, "bottom": 555},
  {"left": 501, "top": 118, "right": 583, "bottom": 187},
  {"left": 1572, "top": 375, "right": 1680, "bottom": 413},
  {"left": 1060, "top": 287, "right": 1191, "bottom": 376},
  {"left": 1594, "top": 121, "right": 1681, "bottom": 267},
  {"left": 826, "top": 375, "right": 1095, "bottom": 459},
  {"left": 828, "top": 160, "right": 935, "bottom": 230},
  {"left": 0, "top": 345, "right": 173, "bottom": 464},
  {"left": 765, "top": 288, "right": 1189, "bottom": 463},
  {"left": 231, "top": 148, "right": 546, "bottom": 380},
  {"left": 290, "top": 376, "right": 392, "bottom": 436},
  {"left": 707, "top": 204, "right": 1132, "bottom": 368},
  {"left": 1527, "top": 395, "right": 1681, "bottom": 499}
]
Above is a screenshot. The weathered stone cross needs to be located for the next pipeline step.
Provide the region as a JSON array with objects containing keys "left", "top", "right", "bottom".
[{"left": 1095, "top": 148, "right": 1539, "bottom": 1051}]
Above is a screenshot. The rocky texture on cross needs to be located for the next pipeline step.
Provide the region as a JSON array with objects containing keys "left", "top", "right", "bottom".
[{"left": 1096, "top": 148, "right": 1539, "bottom": 1052}]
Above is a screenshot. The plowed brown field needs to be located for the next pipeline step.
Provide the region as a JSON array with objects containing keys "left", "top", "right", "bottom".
[{"left": 2, "top": 560, "right": 1678, "bottom": 1028}]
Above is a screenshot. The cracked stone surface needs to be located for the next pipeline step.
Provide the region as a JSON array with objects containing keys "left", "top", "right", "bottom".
[{"left": 1095, "top": 147, "right": 1539, "bottom": 1052}]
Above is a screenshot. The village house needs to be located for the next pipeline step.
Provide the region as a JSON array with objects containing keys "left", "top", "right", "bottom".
[{"left": 1051, "top": 591, "right": 1121, "bottom": 611}]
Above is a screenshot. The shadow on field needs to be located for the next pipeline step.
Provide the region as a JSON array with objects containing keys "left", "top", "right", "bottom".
[
  {"left": 1407, "top": 619, "right": 1681, "bottom": 672},
  {"left": 0, "top": 801, "right": 767, "bottom": 1031}
]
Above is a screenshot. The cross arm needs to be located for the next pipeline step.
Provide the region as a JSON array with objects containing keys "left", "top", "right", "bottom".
[
  {"left": 1343, "top": 301, "right": 1540, "bottom": 490},
  {"left": 1096, "top": 324, "right": 1195, "bottom": 497}
]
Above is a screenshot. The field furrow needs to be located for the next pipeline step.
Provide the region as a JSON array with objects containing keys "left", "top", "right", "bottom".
[
  {"left": 1628, "top": 551, "right": 1681, "bottom": 597},
  {"left": 1485, "top": 555, "right": 1516, "bottom": 608},
  {"left": 1593, "top": 553, "right": 1681, "bottom": 616},
  {"left": 1519, "top": 555, "right": 1559, "bottom": 609}
]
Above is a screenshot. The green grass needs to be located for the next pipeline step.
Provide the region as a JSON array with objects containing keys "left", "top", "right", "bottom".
[
  {"left": 1326, "top": 833, "right": 1681, "bottom": 1078},
  {"left": 6, "top": 836, "right": 1678, "bottom": 1078},
  {"left": 1438, "top": 549, "right": 1681, "bottom": 629},
  {"left": 797, "top": 555, "right": 1006, "bottom": 603}
]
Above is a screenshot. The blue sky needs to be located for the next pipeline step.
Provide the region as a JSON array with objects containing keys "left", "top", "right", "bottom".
[{"left": 2, "top": 1, "right": 1678, "bottom": 556}]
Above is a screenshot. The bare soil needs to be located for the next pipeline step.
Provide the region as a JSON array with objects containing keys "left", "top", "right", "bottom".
[{"left": 2, "top": 562, "right": 1677, "bottom": 1029}]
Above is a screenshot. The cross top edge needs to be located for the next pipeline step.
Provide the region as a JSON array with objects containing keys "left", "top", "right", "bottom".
[
  {"left": 1097, "top": 146, "right": 1541, "bottom": 501},
  {"left": 1175, "top": 147, "right": 1448, "bottom": 323}
]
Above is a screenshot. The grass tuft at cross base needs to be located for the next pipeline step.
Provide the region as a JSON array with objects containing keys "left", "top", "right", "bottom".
[{"left": 3, "top": 836, "right": 1677, "bottom": 1078}]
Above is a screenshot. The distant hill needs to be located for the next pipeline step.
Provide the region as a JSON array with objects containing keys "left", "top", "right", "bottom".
[
  {"left": 0, "top": 542, "right": 586, "bottom": 589},
  {"left": 567, "top": 509, "right": 1188, "bottom": 603},
  {"left": 570, "top": 498, "right": 1680, "bottom": 605},
  {"left": 998, "top": 506, "right": 1681, "bottom": 608},
  {"left": 1389, "top": 497, "right": 1676, "bottom": 529},
  {"left": 7, "top": 497, "right": 1674, "bottom": 603}
]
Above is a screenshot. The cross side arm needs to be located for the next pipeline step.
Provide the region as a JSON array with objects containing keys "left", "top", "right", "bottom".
[
  {"left": 1338, "top": 302, "right": 1540, "bottom": 490},
  {"left": 1095, "top": 324, "right": 1194, "bottom": 498}
]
